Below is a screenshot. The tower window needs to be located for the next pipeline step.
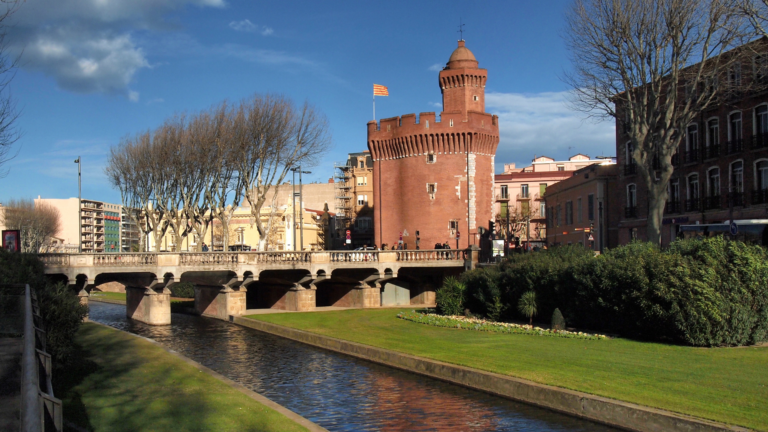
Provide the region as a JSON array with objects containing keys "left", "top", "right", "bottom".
[
  {"left": 427, "top": 183, "right": 437, "bottom": 199},
  {"left": 450, "top": 119, "right": 454, "bottom": 127},
  {"left": 473, "top": 95, "right": 478, "bottom": 101},
  {"left": 427, "top": 154, "right": 436, "bottom": 164}
]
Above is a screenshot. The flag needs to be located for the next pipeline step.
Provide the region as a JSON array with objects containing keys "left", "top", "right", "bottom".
[{"left": 373, "top": 84, "right": 389, "bottom": 96}]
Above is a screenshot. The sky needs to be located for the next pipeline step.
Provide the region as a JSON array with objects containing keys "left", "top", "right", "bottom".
[{"left": 0, "top": 0, "right": 616, "bottom": 205}]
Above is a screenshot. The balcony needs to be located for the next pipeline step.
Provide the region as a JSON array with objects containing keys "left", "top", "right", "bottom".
[
  {"left": 727, "top": 192, "right": 745, "bottom": 207},
  {"left": 752, "top": 134, "right": 768, "bottom": 150},
  {"left": 683, "top": 148, "right": 699, "bottom": 164},
  {"left": 516, "top": 192, "right": 530, "bottom": 201},
  {"left": 534, "top": 193, "right": 545, "bottom": 201},
  {"left": 496, "top": 193, "right": 510, "bottom": 201},
  {"left": 685, "top": 198, "right": 701, "bottom": 212},
  {"left": 702, "top": 145, "right": 720, "bottom": 159},
  {"left": 752, "top": 189, "right": 768, "bottom": 205},
  {"left": 725, "top": 139, "right": 744, "bottom": 155},
  {"left": 624, "top": 206, "right": 638, "bottom": 218},
  {"left": 664, "top": 201, "right": 682, "bottom": 214},
  {"left": 703, "top": 195, "right": 722, "bottom": 210},
  {"left": 624, "top": 163, "right": 637, "bottom": 175}
]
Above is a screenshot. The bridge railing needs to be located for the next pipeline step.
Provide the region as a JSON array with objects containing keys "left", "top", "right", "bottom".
[
  {"left": 397, "top": 249, "right": 464, "bottom": 261},
  {"left": 248, "top": 251, "right": 311, "bottom": 263},
  {"left": 180, "top": 253, "right": 238, "bottom": 266},
  {"left": 38, "top": 254, "right": 69, "bottom": 266},
  {"left": 330, "top": 251, "right": 379, "bottom": 262},
  {"left": 93, "top": 253, "right": 157, "bottom": 266}
]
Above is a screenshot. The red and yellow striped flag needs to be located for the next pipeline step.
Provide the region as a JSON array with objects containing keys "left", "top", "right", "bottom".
[{"left": 373, "top": 84, "right": 389, "bottom": 96}]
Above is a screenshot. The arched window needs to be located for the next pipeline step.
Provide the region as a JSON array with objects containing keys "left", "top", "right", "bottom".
[
  {"left": 706, "top": 168, "right": 721, "bottom": 210},
  {"left": 687, "top": 174, "right": 700, "bottom": 212},
  {"left": 754, "top": 160, "right": 768, "bottom": 205},
  {"left": 705, "top": 118, "right": 719, "bottom": 159},
  {"left": 686, "top": 124, "right": 698, "bottom": 162},
  {"left": 728, "top": 112, "right": 743, "bottom": 153},
  {"left": 731, "top": 160, "right": 744, "bottom": 206}
]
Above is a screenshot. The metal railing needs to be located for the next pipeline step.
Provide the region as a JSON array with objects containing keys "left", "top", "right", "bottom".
[
  {"left": 703, "top": 145, "right": 720, "bottom": 159},
  {"left": 623, "top": 163, "right": 636, "bottom": 175},
  {"left": 624, "top": 206, "right": 638, "bottom": 218},
  {"left": 703, "top": 195, "right": 722, "bottom": 210},
  {"left": 21, "top": 284, "right": 62, "bottom": 432},
  {"left": 685, "top": 198, "right": 701, "bottom": 212},
  {"left": 664, "top": 201, "right": 682, "bottom": 214},
  {"left": 725, "top": 139, "right": 744, "bottom": 155},
  {"left": 752, "top": 189, "right": 768, "bottom": 205}
]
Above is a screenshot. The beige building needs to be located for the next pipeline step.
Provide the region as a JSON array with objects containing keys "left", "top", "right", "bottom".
[
  {"left": 152, "top": 203, "right": 333, "bottom": 252},
  {"left": 335, "top": 151, "right": 374, "bottom": 248},
  {"left": 35, "top": 197, "right": 123, "bottom": 253}
]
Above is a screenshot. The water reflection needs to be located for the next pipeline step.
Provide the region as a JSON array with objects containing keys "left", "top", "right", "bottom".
[{"left": 89, "top": 302, "right": 616, "bottom": 432}]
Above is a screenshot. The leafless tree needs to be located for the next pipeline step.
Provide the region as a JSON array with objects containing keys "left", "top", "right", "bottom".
[
  {"left": 0, "top": 0, "right": 22, "bottom": 179},
  {"left": 564, "top": 0, "right": 746, "bottom": 245},
  {"left": 741, "top": 0, "right": 768, "bottom": 36},
  {"left": 234, "top": 94, "right": 331, "bottom": 251},
  {"left": 1, "top": 198, "right": 61, "bottom": 252}
]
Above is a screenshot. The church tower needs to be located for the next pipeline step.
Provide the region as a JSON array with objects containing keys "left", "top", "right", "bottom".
[{"left": 367, "top": 40, "right": 500, "bottom": 250}]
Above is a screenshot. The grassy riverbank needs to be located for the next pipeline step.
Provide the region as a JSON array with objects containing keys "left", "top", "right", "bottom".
[
  {"left": 246, "top": 309, "right": 768, "bottom": 431},
  {"left": 57, "top": 323, "right": 309, "bottom": 432},
  {"left": 88, "top": 291, "right": 127, "bottom": 301}
]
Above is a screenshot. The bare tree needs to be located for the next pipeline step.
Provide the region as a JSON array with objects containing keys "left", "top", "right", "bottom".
[
  {"left": 0, "top": 0, "right": 21, "bottom": 178},
  {"left": 1, "top": 198, "right": 61, "bottom": 252},
  {"left": 742, "top": 0, "right": 768, "bottom": 36},
  {"left": 235, "top": 94, "right": 331, "bottom": 251},
  {"left": 564, "top": 0, "right": 746, "bottom": 245}
]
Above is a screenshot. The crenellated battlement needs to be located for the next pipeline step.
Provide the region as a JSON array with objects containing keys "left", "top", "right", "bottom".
[{"left": 367, "top": 111, "right": 497, "bottom": 135}]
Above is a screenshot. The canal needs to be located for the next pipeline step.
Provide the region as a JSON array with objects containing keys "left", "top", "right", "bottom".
[{"left": 89, "top": 301, "right": 617, "bottom": 432}]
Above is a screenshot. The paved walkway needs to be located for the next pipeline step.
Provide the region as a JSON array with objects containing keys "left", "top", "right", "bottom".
[{"left": 0, "top": 337, "right": 22, "bottom": 431}]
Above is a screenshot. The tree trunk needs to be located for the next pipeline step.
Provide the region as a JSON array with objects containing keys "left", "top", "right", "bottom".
[
  {"left": 529, "top": 316, "right": 533, "bottom": 327},
  {"left": 645, "top": 175, "right": 670, "bottom": 247}
]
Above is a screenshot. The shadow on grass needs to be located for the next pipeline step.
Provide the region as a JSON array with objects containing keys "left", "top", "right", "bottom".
[{"left": 55, "top": 324, "right": 304, "bottom": 432}]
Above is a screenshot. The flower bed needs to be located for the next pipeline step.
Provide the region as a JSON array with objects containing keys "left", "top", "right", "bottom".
[{"left": 397, "top": 311, "right": 607, "bottom": 340}]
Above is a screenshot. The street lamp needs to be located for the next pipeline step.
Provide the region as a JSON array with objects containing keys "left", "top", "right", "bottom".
[
  {"left": 74, "top": 157, "right": 81, "bottom": 253},
  {"left": 299, "top": 169, "right": 311, "bottom": 251},
  {"left": 290, "top": 167, "right": 312, "bottom": 251}
]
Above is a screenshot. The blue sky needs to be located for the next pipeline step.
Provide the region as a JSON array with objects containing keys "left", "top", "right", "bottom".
[{"left": 0, "top": 0, "right": 615, "bottom": 204}]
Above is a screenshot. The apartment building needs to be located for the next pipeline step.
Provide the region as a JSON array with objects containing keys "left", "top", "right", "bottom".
[{"left": 335, "top": 151, "right": 374, "bottom": 248}]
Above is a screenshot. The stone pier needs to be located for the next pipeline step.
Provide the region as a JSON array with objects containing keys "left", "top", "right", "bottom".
[
  {"left": 126, "top": 285, "right": 171, "bottom": 325},
  {"left": 285, "top": 284, "right": 316, "bottom": 311},
  {"left": 195, "top": 285, "right": 247, "bottom": 320}
]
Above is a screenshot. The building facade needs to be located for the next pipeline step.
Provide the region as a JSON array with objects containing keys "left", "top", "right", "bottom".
[
  {"left": 367, "top": 40, "right": 500, "bottom": 250},
  {"left": 544, "top": 162, "right": 620, "bottom": 250},
  {"left": 494, "top": 154, "right": 612, "bottom": 248},
  {"left": 35, "top": 197, "right": 123, "bottom": 253},
  {"left": 615, "top": 42, "right": 768, "bottom": 246},
  {"left": 334, "top": 151, "right": 374, "bottom": 248}
]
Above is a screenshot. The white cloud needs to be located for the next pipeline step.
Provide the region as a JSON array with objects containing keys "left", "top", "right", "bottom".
[
  {"left": 429, "top": 101, "right": 442, "bottom": 109},
  {"left": 146, "top": 97, "right": 164, "bottom": 105},
  {"left": 428, "top": 63, "right": 443, "bottom": 72},
  {"left": 485, "top": 91, "right": 615, "bottom": 170},
  {"left": 229, "top": 19, "right": 273, "bottom": 36},
  {"left": 128, "top": 90, "right": 139, "bottom": 102},
  {"left": 6, "top": 0, "right": 225, "bottom": 97},
  {"left": 222, "top": 44, "right": 315, "bottom": 67}
]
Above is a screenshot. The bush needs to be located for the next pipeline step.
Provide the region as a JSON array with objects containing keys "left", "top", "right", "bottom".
[
  {"left": 551, "top": 308, "right": 566, "bottom": 331},
  {"left": 435, "top": 276, "right": 465, "bottom": 316},
  {"left": 170, "top": 282, "right": 195, "bottom": 298},
  {"left": 0, "top": 250, "right": 87, "bottom": 364},
  {"left": 456, "top": 238, "right": 768, "bottom": 347}
]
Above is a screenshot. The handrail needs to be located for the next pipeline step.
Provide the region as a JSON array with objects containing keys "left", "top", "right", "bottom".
[{"left": 21, "top": 283, "right": 62, "bottom": 432}]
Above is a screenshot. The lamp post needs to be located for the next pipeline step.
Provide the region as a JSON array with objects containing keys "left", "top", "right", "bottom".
[
  {"left": 74, "top": 157, "right": 81, "bottom": 253},
  {"left": 299, "top": 169, "right": 311, "bottom": 251},
  {"left": 291, "top": 168, "right": 298, "bottom": 251}
]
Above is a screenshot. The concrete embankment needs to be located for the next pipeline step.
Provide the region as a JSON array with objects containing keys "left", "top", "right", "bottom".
[{"left": 233, "top": 316, "right": 749, "bottom": 432}]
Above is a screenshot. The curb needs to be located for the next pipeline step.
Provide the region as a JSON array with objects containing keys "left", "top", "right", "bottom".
[
  {"left": 87, "top": 321, "right": 327, "bottom": 432},
  {"left": 233, "top": 316, "right": 750, "bottom": 432}
]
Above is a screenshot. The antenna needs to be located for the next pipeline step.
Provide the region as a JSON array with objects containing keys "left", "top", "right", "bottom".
[{"left": 457, "top": 18, "right": 465, "bottom": 41}]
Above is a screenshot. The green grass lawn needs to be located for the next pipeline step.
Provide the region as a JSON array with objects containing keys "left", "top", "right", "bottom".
[
  {"left": 247, "top": 309, "right": 768, "bottom": 431},
  {"left": 89, "top": 291, "right": 127, "bottom": 301},
  {"left": 56, "top": 323, "right": 308, "bottom": 432}
]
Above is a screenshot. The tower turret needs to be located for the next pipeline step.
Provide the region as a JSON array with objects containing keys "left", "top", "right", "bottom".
[{"left": 439, "top": 40, "right": 487, "bottom": 116}]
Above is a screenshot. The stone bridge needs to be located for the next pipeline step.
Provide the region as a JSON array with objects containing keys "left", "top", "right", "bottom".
[{"left": 40, "top": 249, "right": 475, "bottom": 325}]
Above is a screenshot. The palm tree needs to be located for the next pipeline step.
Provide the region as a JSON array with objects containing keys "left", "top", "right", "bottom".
[{"left": 518, "top": 291, "right": 538, "bottom": 327}]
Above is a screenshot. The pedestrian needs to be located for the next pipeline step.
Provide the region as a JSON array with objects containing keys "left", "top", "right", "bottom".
[
  {"left": 443, "top": 242, "right": 450, "bottom": 249},
  {"left": 202, "top": 243, "right": 209, "bottom": 252}
]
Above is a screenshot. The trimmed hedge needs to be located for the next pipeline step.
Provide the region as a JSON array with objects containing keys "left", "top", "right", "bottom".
[
  {"left": 170, "top": 282, "right": 195, "bottom": 298},
  {"left": 455, "top": 238, "right": 768, "bottom": 347}
]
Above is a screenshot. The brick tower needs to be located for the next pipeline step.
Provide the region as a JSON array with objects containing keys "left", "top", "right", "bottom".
[{"left": 367, "top": 40, "right": 500, "bottom": 250}]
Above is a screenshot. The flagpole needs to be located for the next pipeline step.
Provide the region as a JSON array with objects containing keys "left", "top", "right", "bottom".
[{"left": 373, "top": 94, "right": 376, "bottom": 121}]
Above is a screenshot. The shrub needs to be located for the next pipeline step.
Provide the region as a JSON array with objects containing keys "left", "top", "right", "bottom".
[
  {"left": 0, "top": 250, "right": 87, "bottom": 364},
  {"left": 551, "top": 308, "right": 566, "bottom": 331},
  {"left": 170, "top": 282, "right": 195, "bottom": 298},
  {"left": 436, "top": 276, "right": 465, "bottom": 316}
]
